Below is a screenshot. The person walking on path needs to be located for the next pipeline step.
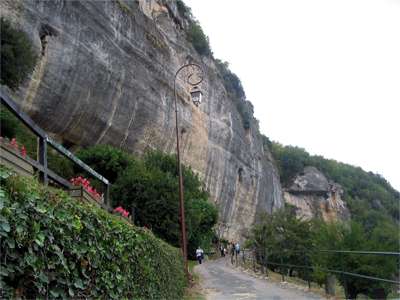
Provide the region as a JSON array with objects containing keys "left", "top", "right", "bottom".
[
  {"left": 196, "top": 246, "right": 204, "bottom": 264},
  {"left": 235, "top": 242, "right": 240, "bottom": 266},
  {"left": 230, "top": 242, "right": 235, "bottom": 265},
  {"left": 220, "top": 244, "right": 225, "bottom": 257}
]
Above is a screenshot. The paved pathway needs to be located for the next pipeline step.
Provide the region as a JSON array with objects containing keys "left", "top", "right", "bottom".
[{"left": 195, "top": 258, "right": 324, "bottom": 300}]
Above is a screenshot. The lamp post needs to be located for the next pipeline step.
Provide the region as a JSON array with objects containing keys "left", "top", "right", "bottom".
[{"left": 173, "top": 63, "right": 204, "bottom": 278}]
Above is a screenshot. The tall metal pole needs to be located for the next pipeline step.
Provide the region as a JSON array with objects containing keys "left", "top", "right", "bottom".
[{"left": 173, "top": 63, "right": 203, "bottom": 279}]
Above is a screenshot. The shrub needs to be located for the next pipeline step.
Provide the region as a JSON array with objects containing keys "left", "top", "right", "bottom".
[
  {"left": 47, "top": 148, "right": 75, "bottom": 180},
  {"left": 0, "top": 18, "right": 37, "bottom": 90},
  {"left": 177, "top": 0, "right": 191, "bottom": 18},
  {"left": 215, "top": 59, "right": 246, "bottom": 100},
  {"left": 0, "top": 170, "right": 186, "bottom": 299},
  {"left": 187, "top": 22, "right": 212, "bottom": 57},
  {"left": 111, "top": 150, "right": 218, "bottom": 258},
  {"left": 76, "top": 145, "right": 132, "bottom": 183}
]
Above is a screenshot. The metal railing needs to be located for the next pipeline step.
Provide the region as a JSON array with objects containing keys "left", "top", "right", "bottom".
[
  {"left": 236, "top": 248, "right": 400, "bottom": 293},
  {"left": 0, "top": 88, "right": 110, "bottom": 206}
]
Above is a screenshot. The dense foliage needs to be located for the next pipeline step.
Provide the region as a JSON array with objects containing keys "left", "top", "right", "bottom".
[
  {"left": 77, "top": 146, "right": 218, "bottom": 258},
  {"left": 249, "top": 208, "right": 399, "bottom": 299},
  {"left": 76, "top": 144, "right": 132, "bottom": 183},
  {"left": 0, "top": 170, "right": 186, "bottom": 299},
  {"left": 0, "top": 18, "right": 37, "bottom": 90},
  {"left": 267, "top": 140, "right": 400, "bottom": 222}
]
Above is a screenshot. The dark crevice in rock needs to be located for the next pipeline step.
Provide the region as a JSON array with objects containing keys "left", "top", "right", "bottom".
[
  {"left": 39, "top": 23, "right": 57, "bottom": 56},
  {"left": 238, "top": 167, "right": 244, "bottom": 183}
]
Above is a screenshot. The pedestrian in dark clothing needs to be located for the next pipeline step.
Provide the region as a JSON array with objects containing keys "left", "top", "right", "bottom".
[
  {"left": 220, "top": 244, "right": 225, "bottom": 257},
  {"left": 196, "top": 247, "right": 204, "bottom": 264},
  {"left": 230, "top": 242, "right": 235, "bottom": 265}
]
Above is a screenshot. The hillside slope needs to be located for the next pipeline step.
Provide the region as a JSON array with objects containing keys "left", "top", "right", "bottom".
[{"left": 267, "top": 140, "right": 399, "bottom": 225}]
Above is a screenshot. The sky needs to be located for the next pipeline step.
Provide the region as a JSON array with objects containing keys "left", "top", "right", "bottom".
[{"left": 184, "top": 0, "right": 400, "bottom": 191}]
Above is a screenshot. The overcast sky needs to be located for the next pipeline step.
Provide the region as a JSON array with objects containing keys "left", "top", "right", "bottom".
[{"left": 184, "top": 0, "right": 400, "bottom": 191}]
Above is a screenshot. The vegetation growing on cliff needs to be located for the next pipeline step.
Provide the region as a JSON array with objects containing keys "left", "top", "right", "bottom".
[
  {"left": 0, "top": 169, "right": 186, "bottom": 299},
  {"left": 215, "top": 59, "right": 253, "bottom": 129},
  {"left": 248, "top": 207, "right": 399, "bottom": 299},
  {"left": 265, "top": 139, "right": 399, "bottom": 222},
  {"left": 177, "top": 0, "right": 212, "bottom": 57},
  {"left": 186, "top": 23, "right": 212, "bottom": 57},
  {"left": 0, "top": 18, "right": 37, "bottom": 90},
  {"left": 76, "top": 145, "right": 218, "bottom": 258}
]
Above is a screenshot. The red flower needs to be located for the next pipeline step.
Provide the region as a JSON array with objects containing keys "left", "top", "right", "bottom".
[
  {"left": 20, "top": 146, "right": 27, "bottom": 157},
  {"left": 113, "top": 206, "right": 129, "bottom": 218},
  {"left": 69, "top": 176, "right": 103, "bottom": 202}
]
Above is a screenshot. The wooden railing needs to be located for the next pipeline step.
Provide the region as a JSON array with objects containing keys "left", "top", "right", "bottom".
[{"left": 0, "top": 88, "right": 110, "bottom": 207}]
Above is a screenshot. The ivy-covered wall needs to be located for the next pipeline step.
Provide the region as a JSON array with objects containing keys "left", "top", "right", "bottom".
[{"left": 0, "top": 170, "right": 186, "bottom": 299}]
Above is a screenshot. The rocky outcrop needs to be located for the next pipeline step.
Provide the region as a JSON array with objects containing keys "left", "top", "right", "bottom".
[
  {"left": 0, "top": 0, "right": 283, "bottom": 240},
  {"left": 283, "top": 167, "right": 350, "bottom": 221}
]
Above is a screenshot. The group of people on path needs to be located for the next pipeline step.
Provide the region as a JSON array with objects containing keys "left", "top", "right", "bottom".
[
  {"left": 196, "top": 241, "right": 240, "bottom": 265},
  {"left": 219, "top": 241, "right": 240, "bottom": 264}
]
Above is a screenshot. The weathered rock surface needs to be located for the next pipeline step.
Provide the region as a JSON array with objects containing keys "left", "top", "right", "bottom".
[
  {"left": 1, "top": 0, "right": 283, "bottom": 240},
  {"left": 284, "top": 167, "right": 350, "bottom": 221}
]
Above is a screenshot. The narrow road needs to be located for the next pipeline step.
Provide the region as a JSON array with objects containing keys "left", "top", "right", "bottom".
[{"left": 195, "top": 258, "right": 324, "bottom": 300}]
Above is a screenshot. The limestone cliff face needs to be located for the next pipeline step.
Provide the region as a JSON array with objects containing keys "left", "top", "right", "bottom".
[
  {"left": 1, "top": 0, "right": 283, "bottom": 240},
  {"left": 283, "top": 167, "right": 350, "bottom": 222}
]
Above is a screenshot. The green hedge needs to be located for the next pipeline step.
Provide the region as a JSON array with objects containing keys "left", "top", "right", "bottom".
[{"left": 0, "top": 170, "right": 186, "bottom": 299}]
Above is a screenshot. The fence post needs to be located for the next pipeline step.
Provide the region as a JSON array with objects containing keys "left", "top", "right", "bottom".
[
  {"left": 304, "top": 252, "right": 311, "bottom": 289},
  {"left": 105, "top": 183, "right": 110, "bottom": 208},
  {"left": 340, "top": 254, "right": 348, "bottom": 299},
  {"left": 280, "top": 255, "right": 285, "bottom": 282},
  {"left": 253, "top": 249, "right": 256, "bottom": 272},
  {"left": 38, "top": 137, "right": 48, "bottom": 185}
]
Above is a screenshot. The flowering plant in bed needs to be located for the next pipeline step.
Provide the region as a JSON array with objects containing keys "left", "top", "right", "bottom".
[{"left": 70, "top": 176, "right": 102, "bottom": 201}]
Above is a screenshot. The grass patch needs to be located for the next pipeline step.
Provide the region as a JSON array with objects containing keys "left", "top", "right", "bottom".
[{"left": 184, "top": 260, "right": 205, "bottom": 300}]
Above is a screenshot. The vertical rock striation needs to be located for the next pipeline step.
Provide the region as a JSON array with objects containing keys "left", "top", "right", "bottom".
[{"left": 0, "top": 0, "right": 283, "bottom": 240}]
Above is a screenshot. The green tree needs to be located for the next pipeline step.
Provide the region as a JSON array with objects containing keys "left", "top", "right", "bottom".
[
  {"left": 1, "top": 18, "right": 37, "bottom": 90},
  {"left": 249, "top": 207, "right": 314, "bottom": 279},
  {"left": 332, "top": 222, "right": 398, "bottom": 299},
  {"left": 110, "top": 150, "right": 217, "bottom": 256},
  {"left": 76, "top": 145, "right": 132, "bottom": 183}
]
